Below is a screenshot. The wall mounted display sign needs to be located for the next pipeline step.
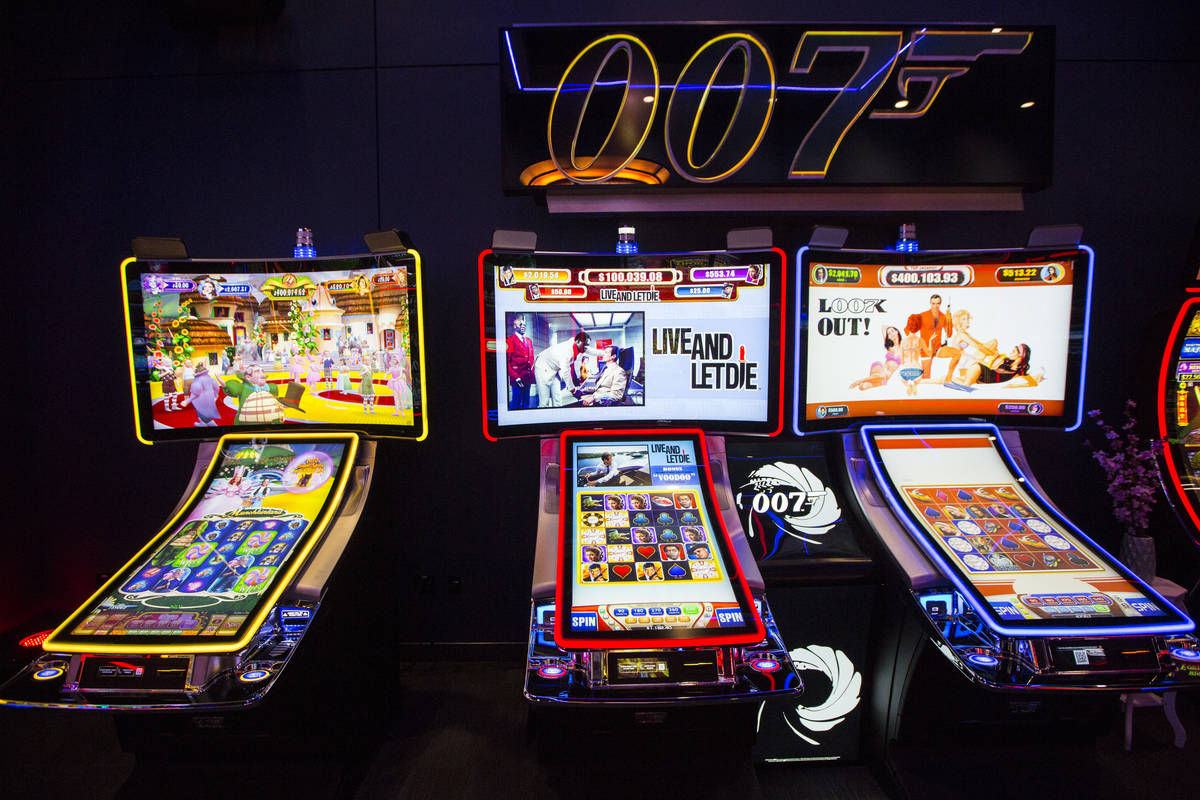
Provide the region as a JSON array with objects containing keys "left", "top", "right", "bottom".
[{"left": 501, "top": 23, "right": 1053, "bottom": 193}]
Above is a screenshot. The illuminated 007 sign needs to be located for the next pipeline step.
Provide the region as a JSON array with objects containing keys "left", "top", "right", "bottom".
[{"left": 501, "top": 24, "right": 1053, "bottom": 190}]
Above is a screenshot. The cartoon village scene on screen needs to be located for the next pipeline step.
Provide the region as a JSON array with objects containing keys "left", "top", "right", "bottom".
[
  {"left": 70, "top": 441, "right": 347, "bottom": 638},
  {"left": 139, "top": 264, "right": 415, "bottom": 428}
]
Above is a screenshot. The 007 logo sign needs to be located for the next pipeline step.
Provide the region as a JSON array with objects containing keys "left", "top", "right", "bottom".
[{"left": 503, "top": 24, "right": 1049, "bottom": 189}]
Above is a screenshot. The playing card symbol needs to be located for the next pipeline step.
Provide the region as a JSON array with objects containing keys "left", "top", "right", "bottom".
[
  {"left": 637, "top": 546, "right": 656, "bottom": 559},
  {"left": 611, "top": 565, "right": 632, "bottom": 579}
]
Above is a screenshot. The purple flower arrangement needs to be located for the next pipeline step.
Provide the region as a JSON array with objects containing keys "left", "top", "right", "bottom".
[{"left": 1087, "top": 400, "right": 1162, "bottom": 536}]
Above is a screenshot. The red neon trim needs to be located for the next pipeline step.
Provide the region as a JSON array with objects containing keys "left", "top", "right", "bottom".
[
  {"left": 771, "top": 247, "right": 787, "bottom": 437},
  {"left": 1157, "top": 298, "right": 1200, "bottom": 544},
  {"left": 478, "top": 249, "right": 498, "bottom": 442},
  {"left": 18, "top": 630, "right": 52, "bottom": 648},
  {"left": 478, "top": 248, "right": 785, "bottom": 440},
  {"left": 553, "top": 427, "right": 766, "bottom": 650}
]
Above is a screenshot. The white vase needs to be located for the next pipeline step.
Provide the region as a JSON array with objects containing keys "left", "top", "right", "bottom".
[{"left": 1118, "top": 533, "right": 1156, "bottom": 583}]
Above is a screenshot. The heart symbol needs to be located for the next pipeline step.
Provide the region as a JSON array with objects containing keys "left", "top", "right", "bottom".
[
  {"left": 637, "top": 546, "right": 656, "bottom": 559},
  {"left": 612, "top": 565, "right": 632, "bottom": 579}
]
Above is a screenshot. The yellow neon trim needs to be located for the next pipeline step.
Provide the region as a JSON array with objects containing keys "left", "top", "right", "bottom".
[
  {"left": 120, "top": 257, "right": 153, "bottom": 446},
  {"left": 547, "top": 34, "right": 659, "bottom": 184},
  {"left": 907, "top": 29, "right": 1032, "bottom": 56},
  {"left": 520, "top": 158, "right": 669, "bottom": 186},
  {"left": 869, "top": 66, "right": 969, "bottom": 120},
  {"left": 408, "top": 248, "right": 430, "bottom": 442},
  {"left": 43, "top": 431, "right": 360, "bottom": 655},
  {"left": 787, "top": 30, "right": 903, "bottom": 178},
  {"left": 668, "top": 33, "right": 776, "bottom": 183}
]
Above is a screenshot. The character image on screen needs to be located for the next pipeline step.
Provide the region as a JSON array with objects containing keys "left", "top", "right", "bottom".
[
  {"left": 506, "top": 315, "right": 536, "bottom": 410},
  {"left": 805, "top": 255, "right": 1077, "bottom": 422},
  {"left": 577, "top": 447, "right": 651, "bottom": 487},
  {"left": 506, "top": 312, "right": 644, "bottom": 411}
]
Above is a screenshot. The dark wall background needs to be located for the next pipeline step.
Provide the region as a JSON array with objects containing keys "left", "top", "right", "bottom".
[{"left": 5, "top": 2, "right": 1199, "bottom": 642}]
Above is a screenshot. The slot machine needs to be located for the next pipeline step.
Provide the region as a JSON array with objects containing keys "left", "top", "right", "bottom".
[
  {"left": 477, "top": 231, "right": 800, "bottom": 740},
  {"left": 790, "top": 227, "right": 1200, "bottom": 767},
  {"left": 1, "top": 237, "right": 428, "bottom": 712}
]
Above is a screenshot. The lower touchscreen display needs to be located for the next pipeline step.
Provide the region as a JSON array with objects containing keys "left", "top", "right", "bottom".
[
  {"left": 869, "top": 429, "right": 1191, "bottom": 634},
  {"left": 47, "top": 435, "right": 354, "bottom": 653},
  {"left": 556, "top": 431, "right": 763, "bottom": 648}
]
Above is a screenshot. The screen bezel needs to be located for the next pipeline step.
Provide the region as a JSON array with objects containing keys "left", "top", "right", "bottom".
[
  {"left": 553, "top": 428, "right": 766, "bottom": 650},
  {"left": 478, "top": 248, "right": 787, "bottom": 440},
  {"left": 44, "top": 432, "right": 360, "bottom": 654},
  {"left": 122, "top": 251, "right": 428, "bottom": 443},
  {"left": 794, "top": 245, "right": 1093, "bottom": 435},
  {"left": 1156, "top": 297, "right": 1200, "bottom": 548},
  {"left": 861, "top": 423, "right": 1193, "bottom": 637}
]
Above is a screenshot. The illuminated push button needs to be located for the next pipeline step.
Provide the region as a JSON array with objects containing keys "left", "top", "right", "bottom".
[
  {"left": 33, "top": 667, "right": 65, "bottom": 681},
  {"left": 966, "top": 653, "right": 1000, "bottom": 668},
  {"left": 238, "top": 669, "right": 271, "bottom": 683},
  {"left": 1170, "top": 648, "right": 1200, "bottom": 662},
  {"left": 750, "top": 659, "right": 781, "bottom": 673},
  {"left": 537, "top": 665, "right": 567, "bottom": 679}
]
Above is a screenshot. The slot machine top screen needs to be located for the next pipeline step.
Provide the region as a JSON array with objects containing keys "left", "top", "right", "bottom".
[
  {"left": 123, "top": 252, "right": 426, "bottom": 442},
  {"left": 797, "top": 246, "right": 1092, "bottom": 433},
  {"left": 479, "top": 249, "right": 786, "bottom": 439}
]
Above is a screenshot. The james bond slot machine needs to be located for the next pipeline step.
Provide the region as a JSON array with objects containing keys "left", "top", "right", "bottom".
[
  {"left": 477, "top": 231, "right": 800, "bottom": 727},
  {"left": 792, "top": 229, "right": 1200, "bottom": 758},
  {"left": 1, "top": 239, "right": 428, "bottom": 711}
]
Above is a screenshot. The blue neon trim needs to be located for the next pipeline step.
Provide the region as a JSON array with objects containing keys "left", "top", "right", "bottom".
[
  {"left": 1065, "top": 244, "right": 1095, "bottom": 433},
  {"left": 504, "top": 30, "right": 523, "bottom": 91},
  {"left": 1171, "top": 647, "right": 1200, "bottom": 662},
  {"left": 510, "top": 32, "right": 920, "bottom": 95},
  {"left": 793, "top": 245, "right": 1094, "bottom": 434},
  {"left": 859, "top": 423, "right": 1195, "bottom": 638},
  {"left": 792, "top": 246, "right": 810, "bottom": 437}
]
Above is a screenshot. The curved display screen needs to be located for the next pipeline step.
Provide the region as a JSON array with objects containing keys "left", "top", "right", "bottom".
[
  {"left": 122, "top": 252, "right": 426, "bottom": 442},
  {"left": 863, "top": 426, "right": 1192, "bottom": 636},
  {"left": 45, "top": 433, "right": 358, "bottom": 653},
  {"left": 796, "top": 246, "right": 1091, "bottom": 433},
  {"left": 554, "top": 430, "right": 764, "bottom": 649},
  {"left": 479, "top": 249, "right": 785, "bottom": 438}
]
